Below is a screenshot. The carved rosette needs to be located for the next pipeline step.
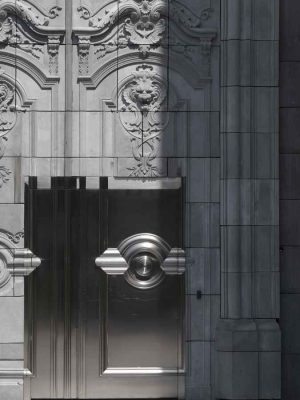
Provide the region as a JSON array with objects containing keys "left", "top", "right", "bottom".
[{"left": 118, "top": 65, "right": 168, "bottom": 177}]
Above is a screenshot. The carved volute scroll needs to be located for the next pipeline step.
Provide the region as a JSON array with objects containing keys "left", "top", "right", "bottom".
[
  {"left": 0, "top": 0, "right": 64, "bottom": 75},
  {"left": 0, "top": 76, "right": 28, "bottom": 188}
]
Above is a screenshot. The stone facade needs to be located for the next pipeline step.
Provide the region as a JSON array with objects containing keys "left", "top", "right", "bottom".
[
  {"left": 280, "top": 0, "right": 300, "bottom": 399},
  {"left": 0, "top": 0, "right": 281, "bottom": 399}
]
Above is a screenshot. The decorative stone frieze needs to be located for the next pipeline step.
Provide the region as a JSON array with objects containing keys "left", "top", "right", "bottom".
[
  {"left": 77, "top": 0, "right": 214, "bottom": 57},
  {"left": 74, "top": 0, "right": 216, "bottom": 81}
]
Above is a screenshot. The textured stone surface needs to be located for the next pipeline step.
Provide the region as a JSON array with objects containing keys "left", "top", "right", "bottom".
[
  {"left": 218, "top": 0, "right": 280, "bottom": 398},
  {"left": 279, "top": 1, "right": 300, "bottom": 398}
]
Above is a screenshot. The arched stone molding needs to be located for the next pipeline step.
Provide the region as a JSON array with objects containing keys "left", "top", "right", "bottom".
[
  {"left": 77, "top": 52, "right": 211, "bottom": 90},
  {"left": 0, "top": 51, "right": 60, "bottom": 89},
  {"left": 0, "top": 69, "right": 36, "bottom": 108}
]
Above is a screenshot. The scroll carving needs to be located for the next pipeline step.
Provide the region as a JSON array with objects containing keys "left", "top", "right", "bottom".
[
  {"left": 0, "top": 79, "right": 25, "bottom": 188},
  {"left": 0, "top": 1, "right": 62, "bottom": 28},
  {"left": 77, "top": 0, "right": 215, "bottom": 59},
  {"left": 0, "top": 2, "right": 64, "bottom": 72},
  {"left": 0, "top": 10, "right": 44, "bottom": 59}
]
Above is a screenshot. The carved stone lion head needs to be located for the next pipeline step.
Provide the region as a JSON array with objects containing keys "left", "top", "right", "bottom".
[{"left": 121, "top": 65, "right": 166, "bottom": 113}]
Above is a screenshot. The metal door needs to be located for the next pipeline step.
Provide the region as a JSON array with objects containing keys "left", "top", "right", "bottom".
[{"left": 25, "top": 177, "right": 185, "bottom": 399}]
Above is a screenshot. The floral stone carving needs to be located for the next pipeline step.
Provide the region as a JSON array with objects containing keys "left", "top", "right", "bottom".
[
  {"left": 0, "top": 10, "right": 44, "bottom": 59},
  {"left": 118, "top": 65, "right": 169, "bottom": 177},
  {"left": 0, "top": 81, "right": 17, "bottom": 136},
  {"left": 0, "top": 2, "right": 64, "bottom": 68}
]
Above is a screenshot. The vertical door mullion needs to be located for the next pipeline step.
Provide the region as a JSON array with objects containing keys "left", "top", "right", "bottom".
[
  {"left": 50, "top": 186, "right": 58, "bottom": 398},
  {"left": 63, "top": 187, "right": 72, "bottom": 398}
]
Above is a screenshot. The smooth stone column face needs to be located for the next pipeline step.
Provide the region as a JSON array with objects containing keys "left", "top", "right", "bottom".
[
  {"left": 217, "top": 0, "right": 280, "bottom": 399},
  {"left": 216, "top": 320, "right": 281, "bottom": 400},
  {"left": 0, "top": 294, "right": 25, "bottom": 400}
]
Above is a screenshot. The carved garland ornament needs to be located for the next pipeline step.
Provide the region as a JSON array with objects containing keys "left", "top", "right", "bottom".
[
  {"left": 78, "top": 0, "right": 213, "bottom": 58},
  {"left": 118, "top": 65, "right": 168, "bottom": 177}
]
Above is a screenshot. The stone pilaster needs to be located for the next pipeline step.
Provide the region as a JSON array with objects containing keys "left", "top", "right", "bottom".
[
  {"left": 216, "top": 1, "right": 280, "bottom": 398},
  {"left": 0, "top": 233, "right": 40, "bottom": 399}
]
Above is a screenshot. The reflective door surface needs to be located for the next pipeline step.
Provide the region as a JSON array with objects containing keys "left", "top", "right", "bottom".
[{"left": 25, "top": 177, "right": 185, "bottom": 399}]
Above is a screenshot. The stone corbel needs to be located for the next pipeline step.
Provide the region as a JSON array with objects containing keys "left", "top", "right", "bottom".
[
  {"left": 47, "top": 35, "right": 61, "bottom": 75},
  {"left": 78, "top": 35, "right": 91, "bottom": 76}
]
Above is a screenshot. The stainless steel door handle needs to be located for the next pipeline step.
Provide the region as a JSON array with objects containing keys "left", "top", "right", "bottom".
[{"left": 95, "top": 233, "right": 185, "bottom": 289}]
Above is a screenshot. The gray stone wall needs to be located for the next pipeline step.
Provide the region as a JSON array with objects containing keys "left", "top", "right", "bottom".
[
  {"left": 216, "top": 1, "right": 281, "bottom": 399},
  {"left": 280, "top": 1, "right": 300, "bottom": 399}
]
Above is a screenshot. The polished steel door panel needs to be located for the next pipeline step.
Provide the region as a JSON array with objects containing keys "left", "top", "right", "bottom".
[
  {"left": 105, "top": 275, "right": 184, "bottom": 371},
  {"left": 25, "top": 178, "right": 185, "bottom": 399}
]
